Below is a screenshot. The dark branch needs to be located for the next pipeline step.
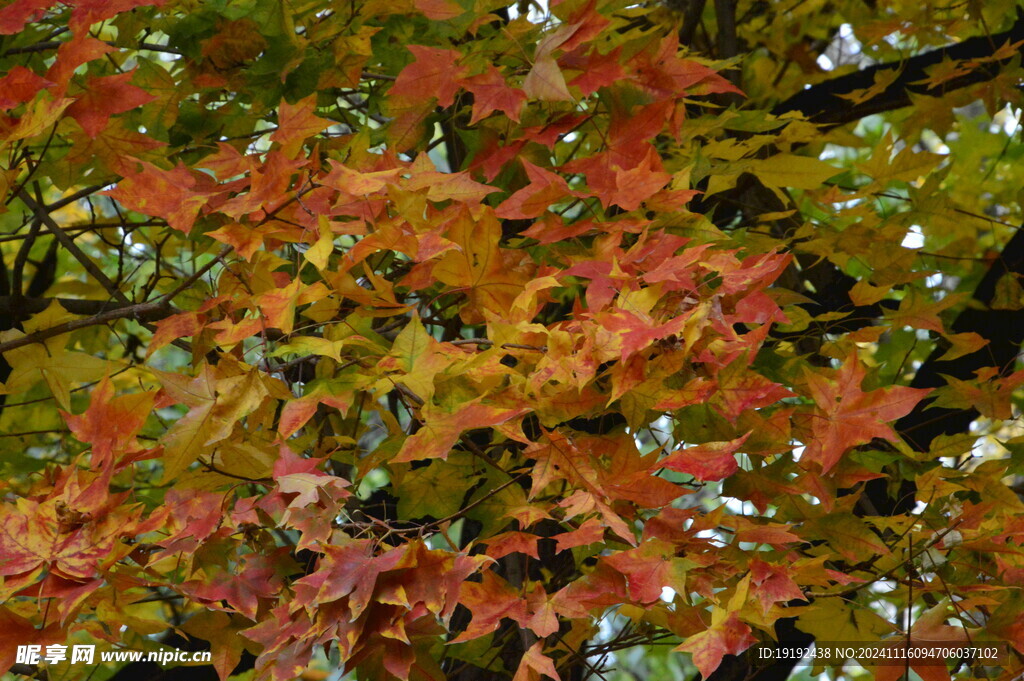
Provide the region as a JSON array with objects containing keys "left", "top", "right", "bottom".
[
  {"left": 856, "top": 225, "right": 1024, "bottom": 516},
  {"left": 896, "top": 226, "right": 1024, "bottom": 447},
  {"left": 772, "top": 13, "right": 1024, "bottom": 127},
  {"left": 0, "top": 298, "right": 172, "bottom": 355},
  {"left": 0, "top": 295, "right": 172, "bottom": 319}
]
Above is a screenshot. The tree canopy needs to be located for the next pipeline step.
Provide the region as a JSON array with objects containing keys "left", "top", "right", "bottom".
[{"left": 2, "top": 0, "right": 1024, "bottom": 680}]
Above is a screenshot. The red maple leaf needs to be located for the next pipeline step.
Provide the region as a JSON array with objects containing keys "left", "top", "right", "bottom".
[
  {"left": 46, "top": 35, "right": 115, "bottom": 90},
  {"left": 660, "top": 433, "right": 750, "bottom": 482},
  {"left": 394, "top": 401, "right": 528, "bottom": 463},
  {"left": 67, "top": 71, "right": 155, "bottom": 138},
  {"left": 749, "top": 558, "right": 804, "bottom": 614},
  {"left": 70, "top": 0, "right": 166, "bottom": 33},
  {"left": 390, "top": 45, "right": 467, "bottom": 108},
  {"left": 464, "top": 66, "right": 527, "bottom": 124},
  {"left": 483, "top": 531, "right": 540, "bottom": 560},
  {"left": 604, "top": 538, "right": 689, "bottom": 604},
  {"left": 0, "top": 0, "right": 54, "bottom": 35},
  {"left": 551, "top": 517, "right": 605, "bottom": 552},
  {"left": 495, "top": 159, "right": 582, "bottom": 219},
  {"left": 453, "top": 570, "right": 525, "bottom": 642},
  {"left": 513, "top": 641, "right": 561, "bottom": 681},
  {"left": 0, "top": 67, "right": 52, "bottom": 109},
  {"left": 800, "top": 355, "right": 928, "bottom": 472}
]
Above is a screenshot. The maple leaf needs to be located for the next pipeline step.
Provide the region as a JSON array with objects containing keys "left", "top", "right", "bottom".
[
  {"left": 566, "top": 47, "right": 626, "bottom": 95},
  {"left": 551, "top": 517, "right": 605, "bottom": 552},
  {"left": 513, "top": 642, "right": 562, "bottom": 681},
  {"left": 608, "top": 146, "right": 672, "bottom": 210},
  {"left": 604, "top": 539, "right": 691, "bottom": 604},
  {"left": 464, "top": 66, "right": 527, "bottom": 124},
  {"left": 181, "top": 611, "right": 252, "bottom": 681},
  {"left": 483, "top": 531, "right": 540, "bottom": 560},
  {"left": 0, "top": 67, "right": 52, "bottom": 109},
  {"left": 676, "top": 610, "right": 757, "bottom": 678},
  {"left": 401, "top": 155, "right": 498, "bottom": 203},
  {"left": 199, "top": 18, "right": 267, "bottom": 73},
  {"left": 527, "top": 430, "right": 603, "bottom": 499},
  {"left": 45, "top": 35, "right": 115, "bottom": 90},
  {"left": 6, "top": 2, "right": 1024, "bottom": 680},
  {"left": 569, "top": 144, "right": 672, "bottom": 212},
  {"left": 495, "top": 159, "right": 581, "bottom": 219},
  {"left": 633, "top": 33, "right": 743, "bottom": 99},
  {"left": 390, "top": 45, "right": 468, "bottom": 108},
  {"left": 0, "top": 606, "right": 64, "bottom": 674},
  {"left": 660, "top": 434, "right": 750, "bottom": 482},
  {"left": 750, "top": 153, "right": 840, "bottom": 191},
  {"left": 1, "top": 304, "right": 111, "bottom": 411},
  {"left": 276, "top": 468, "right": 351, "bottom": 511},
  {"left": 396, "top": 456, "right": 481, "bottom": 520},
  {"left": 712, "top": 357, "right": 796, "bottom": 421},
  {"left": 749, "top": 558, "right": 804, "bottom": 614},
  {"left": 802, "top": 513, "right": 891, "bottom": 563},
  {"left": 432, "top": 206, "right": 527, "bottom": 320},
  {"left": 69, "top": 0, "right": 166, "bottom": 32},
  {"left": 181, "top": 559, "right": 281, "bottom": 620},
  {"left": 66, "top": 71, "right": 154, "bottom": 138},
  {"left": 523, "top": 55, "right": 573, "bottom": 102},
  {"left": 0, "top": 496, "right": 144, "bottom": 581},
  {"left": 61, "top": 377, "right": 155, "bottom": 468},
  {"left": 155, "top": 367, "right": 269, "bottom": 480},
  {"left": 277, "top": 385, "right": 350, "bottom": 439},
  {"left": 414, "top": 0, "right": 463, "bottom": 20},
  {"left": 321, "top": 160, "right": 400, "bottom": 196},
  {"left": 393, "top": 400, "right": 528, "bottom": 463},
  {"left": 453, "top": 570, "right": 525, "bottom": 642},
  {"left": 4, "top": 93, "right": 73, "bottom": 142},
  {"left": 725, "top": 518, "right": 804, "bottom": 546},
  {"left": 872, "top": 600, "right": 974, "bottom": 681},
  {"left": 147, "top": 311, "right": 203, "bottom": 357},
  {"left": 0, "top": 0, "right": 53, "bottom": 34},
  {"left": 799, "top": 355, "right": 928, "bottom": 472},
  {"left": 594, "top": 306, "right": 689, "bottom": 362},
  {"left": 106, "top": 161, "right": 211, "bottom": 233},
  {"left": 270, "top": 94, "right": 331, "bottom": 158}
]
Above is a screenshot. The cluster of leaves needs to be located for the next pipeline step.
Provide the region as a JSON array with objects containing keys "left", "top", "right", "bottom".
[{"left": 1, "top": 0, "right": 1024, "bottom": 680}]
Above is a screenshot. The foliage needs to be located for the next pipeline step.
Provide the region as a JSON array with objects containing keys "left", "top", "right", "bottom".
[{"left": 1, "top": 1, "right": 1024, "bottom": 680}]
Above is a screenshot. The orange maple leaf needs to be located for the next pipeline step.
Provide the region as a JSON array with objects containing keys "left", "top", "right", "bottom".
[
  {"left": 390, "top": 45, "right": 467, "bottom": 108},
  {"left": 393, "top": 401, "right": 528, "bottom": 463},
  {"left": 106, "top": 161, "right": 211, "bottom": 233},
  {"left": 677, "top": 611, "right": 757, "bottom": 678},
  {"left": 62, "top": 377, "right": 155, "bottom": 468}
]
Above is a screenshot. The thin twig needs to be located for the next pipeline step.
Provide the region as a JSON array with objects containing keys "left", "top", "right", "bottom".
[
  {"left": 17, "top": 188, "right": 130, "bottom": 304},
  {"left": 805, "top": 520, "right": 964, "bottom": 598},
  {"left": 159, "top": 244, "right": 232, "bottom": 304}
]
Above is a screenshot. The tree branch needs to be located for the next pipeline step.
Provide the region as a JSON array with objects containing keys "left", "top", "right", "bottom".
[
  {"left": 854, "top": 225, "right": 1024, "bottom": 516},
  {"left": 0, "top": 298, "right": 171, "bottom": 355},
  {"left": 678, "top": 0, "right": 708, "bottom": 48},
  {"left": 772, "top": 12, "right": 1024, "bottom": 127},
  {"left": 897, "top": 226, "right": 1024, "bottom": 446},
  {"left": 16, "top": 188, "right": 130, "bottom": 305},
  {"left": 0, "top": 295, "right": 171, "bottom": 319}
]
